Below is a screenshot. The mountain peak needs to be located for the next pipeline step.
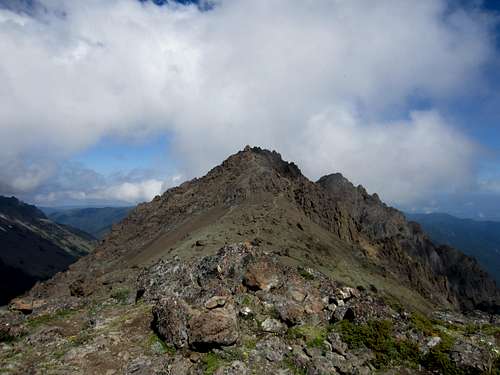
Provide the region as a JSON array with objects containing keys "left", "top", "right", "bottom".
[
  {"left": 0, "top": 196, "right": 46, "bottom": 222},
  {"left": 219, "top": 146, "right": 303, "bottom": 180}
]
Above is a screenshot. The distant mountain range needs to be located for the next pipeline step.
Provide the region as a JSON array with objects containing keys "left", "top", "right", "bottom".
[
  {"left": 42, "top": 206, "right": 133, "bottom": 239},
  {"left": 406, "top": 212, "right": 500, "bottom": 284},
  {"left": 0, "top": 196, "right": 95, "bottom": 305}
]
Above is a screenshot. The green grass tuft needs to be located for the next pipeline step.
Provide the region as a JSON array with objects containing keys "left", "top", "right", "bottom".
[
  {"left": 410, "top": 312, "right": 436, "bottom": 336},
  {"left": 287, "top": 324, "right": 329, "bottom": 350},
  {"left": 111, "top": 288, "right": 131, "bottom": 305},
  {"left": 26, "top": 308, "right": 76, "bottom": 329},
  {"left": 202, "top": 352, "right": 226, "bottom": 375}
]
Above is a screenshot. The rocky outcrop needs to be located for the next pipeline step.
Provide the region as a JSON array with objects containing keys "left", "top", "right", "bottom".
[
  {"left": 137, "top": 243, "right": 498, "bottom": 374},
  {"left": 317, "top": 173, "right": 500, "bottom": 313}
]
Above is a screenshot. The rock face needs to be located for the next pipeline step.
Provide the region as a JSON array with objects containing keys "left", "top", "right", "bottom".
[
  {"left": 1, "top": 146, "right": 499, "bottom": 374},
  {"left": 317, "top": 173, "right": 500, "bottom": 313},
  {"left": 0, "top": 196, "right": 95, "bottom": 305}
]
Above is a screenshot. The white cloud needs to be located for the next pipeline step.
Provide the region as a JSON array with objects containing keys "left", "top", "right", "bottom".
[
  {"left": 0, "top": 0, "right": 496, "bottom": 204},
  {"left": 34, "top": 179, "right": 165, "bottom": 204}
]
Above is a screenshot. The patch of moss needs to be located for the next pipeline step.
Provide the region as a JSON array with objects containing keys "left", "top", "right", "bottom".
[
  {"left": 243, "top": 338, "right": 257, "bottom": 350},
  {"left": 202, "top": 352, "right": 226, "bottom": 375},
  {"left": 147, "top": 333, "right": 175, "bottom": 355}
]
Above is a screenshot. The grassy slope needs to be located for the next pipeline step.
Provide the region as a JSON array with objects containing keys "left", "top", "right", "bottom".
[{"left": 124, "top": 194, "right": 435, "bottom": 313}]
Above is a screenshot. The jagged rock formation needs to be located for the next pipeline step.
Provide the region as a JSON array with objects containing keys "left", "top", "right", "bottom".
[
  {"left": 407, "top": 212, "right": 500, "bottom": 284},
  {"left": 0, "top": 196, "right": 95, "bottom": 305},
  {"left": 0, "top": 147, "right": 499, "bottom": 374}
]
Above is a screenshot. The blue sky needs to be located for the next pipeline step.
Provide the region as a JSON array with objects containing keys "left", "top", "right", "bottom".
[{"left": 0, "top": 0, "right": 500, "bottom": 219}]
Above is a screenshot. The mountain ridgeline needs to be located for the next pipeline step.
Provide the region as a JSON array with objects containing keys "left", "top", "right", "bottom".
[{"left": 2, "top": 147, "right": 499, "bottom": 374}]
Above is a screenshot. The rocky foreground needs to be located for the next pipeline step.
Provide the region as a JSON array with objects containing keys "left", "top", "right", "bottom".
[{"left": 1, "top": 243, "right": 499, "bottom": 374}]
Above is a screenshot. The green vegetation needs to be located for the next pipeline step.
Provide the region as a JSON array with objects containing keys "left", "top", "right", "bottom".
[
  {"left": 298, "top": 267, "right": 314, "bottom": 280},
  {"left": 68, "top": 330, "right": 92, "bottom": 347},
  {"left": 334, "top": 320, "right": 420, "bottom": 369},
  {"left": 287, "top": 324, "right": 329, "bottom": 350},
  {"left": 410, "top": 312, "right": 437, "bottom": 336},
  {"left": 241, "top": 294, "right": 252, "bottom": 306},
  {"left": 334, "top": 318, "right": 472, "bottom": 373},
  {"left": 283, "top": 357, "right": 307, "bottom": 375},
  {"left": 147, "top": 333, "right": 175, "bottom": 355},
  {"left": 111, "top": 288, "right": 131, "bottom": 305},
  {"left": 26, "top": 308, "right": 76, "bottom": 329},
  {"left": 420, "top": 333, "right": 463, "bottom": 375},
  {"left": 202, "top": 352, "right": 225, "bottom": 375},
  {"left": 0, "top": 330, "right": 16, "bottom": 343},
  {"left": 243, "top": 337, "right": 257, "bottom": 350}
]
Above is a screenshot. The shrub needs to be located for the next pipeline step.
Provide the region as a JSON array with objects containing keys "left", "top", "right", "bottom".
[
  {"left": 420, "top": 333, "right": 464, "bottom": 375},
  {"left": 410, "top": 312, "right": 436, "bottom": 336},
  {"left": 287, "top": 324, "right": 328, "bottom": 349},
  {"left": 111, "top": 288, "right": 130, "bottom": 305},
  {"left": 335, "top": 320, "right": 421, "bottom": 369}
]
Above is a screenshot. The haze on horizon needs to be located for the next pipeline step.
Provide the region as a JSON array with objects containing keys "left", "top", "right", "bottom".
[{"left": 0, "top": 0, "right": 500, "bottom": 220}]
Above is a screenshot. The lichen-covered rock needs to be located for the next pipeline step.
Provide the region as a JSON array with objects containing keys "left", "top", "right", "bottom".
[
  {"left": 276, "top": 301, "right": 305, "bottom": 325},
  {"left": 68, "top": 278, "right": 95, "bottom": 297},
  {"left": 261, "top": 318, "right": 286, "bottom": 333},
  {"left": 152, "top": 296, "right": 190, "bottom": 349},
  {"left": 243, "top": 260, "right": 281, "bottom": 292},
  {"left": 188, "top": 306, "right": 239, "bottom": 349}
]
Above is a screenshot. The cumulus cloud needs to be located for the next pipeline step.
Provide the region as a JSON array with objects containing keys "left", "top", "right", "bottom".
[
  {"left": 33, "top": 179, "right": 165, "bottom": 205},
  {"left": 30, "top": 162, "right": 176, "bottom": 205},
  {"left": 0, "top": 0, "right": 496, "bottom": 204}
]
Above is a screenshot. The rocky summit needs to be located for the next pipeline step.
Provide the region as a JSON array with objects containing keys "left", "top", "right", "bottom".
[{"left": 1, "top": 146, "right": 499, "bottom": 374}]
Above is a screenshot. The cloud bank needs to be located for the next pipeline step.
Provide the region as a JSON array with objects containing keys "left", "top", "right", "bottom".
[{"left": 0, "top": 0, "right": 496, "bottom": 204}]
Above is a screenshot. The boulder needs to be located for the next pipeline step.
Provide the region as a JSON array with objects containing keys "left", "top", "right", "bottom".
[
  {"left": 188, "top": 306, "right": 239, "bottom": 349},
  {"left": 327, "top": 332, "right": 348, "bottom": 355},
  {"left": 261, "top": 318, "right": 286, "bottom": 333},
  {"left": 152, "top": 296, "right": 190, "bottom": 348},
  {"left": 205, "top": 296, "right": 227, "bottom": 309},
  {"left": 243, "top": 260, "right": 281, "bottom": 292},
  {"left": 69, "top": 278, "right": 95, "bottom": 297},
  {"left": 9, "top": 297, "right": 44, "bottom": 314},
  {"left": 276, "top": 301, "right": 305, "bottom": 325}
]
